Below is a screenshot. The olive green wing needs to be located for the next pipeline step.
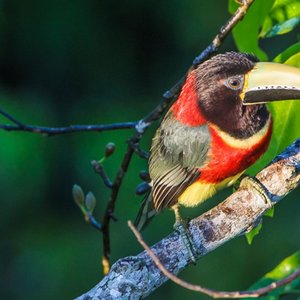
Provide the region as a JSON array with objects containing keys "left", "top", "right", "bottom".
[
  {"left": 149, "top": 112, "right": 211, "bottom": 211},
  {"left": 135, "top": 112, "right": 211, "bottom": 230}
]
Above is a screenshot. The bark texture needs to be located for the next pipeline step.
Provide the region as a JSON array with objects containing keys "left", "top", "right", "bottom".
[{"left": 77, "top": 138, "right": 300, "bottom": 300}]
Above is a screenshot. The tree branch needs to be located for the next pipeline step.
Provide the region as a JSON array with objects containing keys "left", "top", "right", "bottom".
[
  {"left": 76, "top": 138, "right": 300, "bottom": 299},
  {"left": 128, "top": 221, "right": 300, "bottom": 298},
  {"left": 100, "top": 143, "right": 135, "bottom": 274},
  {"left": 0, "top": 108, "right": 137, "bottom": 136}
]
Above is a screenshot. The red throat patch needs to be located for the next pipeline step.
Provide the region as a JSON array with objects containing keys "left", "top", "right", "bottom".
[
  {"left": 171, "top": 70, "right": 273, "bottom": 184},
  {"left": 171, "top": 71, "right": 207, "bottom": 126},
  {"left": 199, "top": 121, "right": 273, "bottom": 183}
]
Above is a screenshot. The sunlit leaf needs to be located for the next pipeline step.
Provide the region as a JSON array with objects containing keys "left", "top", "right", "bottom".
[
  {"left": 264, "top": 207, "right": 275, "bottom": 218},
  {"left": 260, "top": 0, "right": 300, "bottom": 38},
  {"left": 260, "top": 16, "right": 274, "bottom": 38},
  {"left": 286, "top": 1, "right": 300, "bottom": 19},
  {"left": 245, "top": 206, "right": 273, "bottom": 244},
  {"left": 272, "top": 0, "right": 300, "bottom": 18},
  {"left": 269, "top": 52, "right": 300, "bottom": 156},
  {"left": 285, "top": 52, "right": 300, "bottom": 65},
  {"left": 245, "top": 222, "right": 262, "bottom": 245},
  {"left": 273, "top": 42, "right": 300, "bottom": 63},
  {"left": 245, "top": 251, "right": 300, "bottom": 300},
  {"left": 248, "top": 50, "right": 300, "bottom": 175},
  {"left": 264, "top": 17, "right": 300, "bottom": 38},
  {"left": 228, "top": 0, "right": 275, "bottom": 60},
  {"left": 271, "top": 7, "right": 286, "bottom": 23},
  {"left": 273, "top": 0, "right": 293, "bottom": 7}
]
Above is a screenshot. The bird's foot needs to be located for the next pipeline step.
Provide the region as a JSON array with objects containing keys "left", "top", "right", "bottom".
[
  {"left": 173, "top": 220, "right": 197, "bottom": 264},
  {"left": 239, "top": 175, "right": 272, "bottom": 208}
]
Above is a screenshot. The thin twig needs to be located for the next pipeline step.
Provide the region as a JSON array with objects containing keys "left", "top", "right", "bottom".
[
  {"left": 91, "top": 160, "right": 113, "bottom": 189},
  {"left": 127, "top": 139, "right": 149, "bottom": 159},
  {"left": 0, "top": 107, "right": 137, "bottom": 135},
  {"left": 192, "top": 0, "right": 254, "bottom": 66},
  {"left": 0, "top": 121, "right": 137, "bottom": 136},
  {"left": 128, "top": 221, "right": 300, "bottom": 299},
  {"left": 142, "top": 0, "right": 254, "bottom": 126},
  {"left": 101, "top": 143, "right": 135, "bottom": 274},
  {"left": 0, "top": 108, "right": 25, "bottom": 127},
  {"left": 85, "top": 213, "right": 102, "bottom": 231}
]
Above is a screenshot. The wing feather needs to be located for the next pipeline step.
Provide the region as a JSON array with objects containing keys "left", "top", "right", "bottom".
[{"left": 149, "top": 111, "right": 211, "bottom": 211}]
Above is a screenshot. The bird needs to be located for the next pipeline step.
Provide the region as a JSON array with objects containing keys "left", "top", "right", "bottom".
[{"left": 135, "top": 52, "right": 300, "bottom": 260}]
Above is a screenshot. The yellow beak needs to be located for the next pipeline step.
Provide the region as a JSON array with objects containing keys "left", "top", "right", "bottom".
[{"left": 242, "top": 62, "right": 300, "bottom": 105}]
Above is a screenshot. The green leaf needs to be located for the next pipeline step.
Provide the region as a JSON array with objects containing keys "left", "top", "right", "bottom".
[
  {"left": 245, "top": 251, "right": 300, "bottom": 300},
  {"left": 268, "top": 101, "right": 300, "bottom": 157},
  {"left": 285, "top": 52, "right": 300, "bottom": 65},
  {"left": 244, "top": 200, "right": 274, "bottom": 245},
  {"left": 260, "top": 16, "right": 274, "bottom": 38},
  {"left": 264, "top": 17, "right": 300, "bottom": 38},
  {"left": 85, "top": 192, "right": 96, "bottom": 213},
  {"left": 228, "top": 0, "right": 239, "bottom": 13},
  {"left": 273, "top": 0, "right": 293, "bottom": 7},
  {"left": 272, "top": 52, "right": 300, "bottom": 155},
  {"left": 72, "top": 184, "right": 85, "bottom": 208},
  {"left": 245, "top": 222, "right": 263, "bottom": 245},
  {"left": 271, "top": 0, "right": 300, "bottom": 19},
  {"left": 269, "top": 52, "right": 300, "bottom": 155},
  {"left": 228, "top": 0, "right": 275, "bottom": 60},
  {"left": 248, "top": 50, "right": 300, "bottom": 175},
  {"left": 260, "top": 0, "right": 300, "bottom": 38},
  {"left": 273, "top": 42, "right": 300, "bottom": 63},
  {"left": 264, "top": 207, "right": 275, "bottom": 218},
  {"left": 271, "top": 7, "right": 287, "bottom": 23},
  {"left": 286, "top": 1, "right": 300, "bottom": 19}
]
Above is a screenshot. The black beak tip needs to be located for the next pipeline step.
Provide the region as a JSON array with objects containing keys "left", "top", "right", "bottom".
[{"left": 243, "top": 88, "right": 300, "bottom": 105}]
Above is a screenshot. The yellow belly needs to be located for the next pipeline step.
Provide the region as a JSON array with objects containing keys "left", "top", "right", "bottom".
[{"left": 178, "top": 172, "right": 244, "bottom": 207}]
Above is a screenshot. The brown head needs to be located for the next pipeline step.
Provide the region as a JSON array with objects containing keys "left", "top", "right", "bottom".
[{"left": 194, "top": 52, "right": 300, "bottom": 138}]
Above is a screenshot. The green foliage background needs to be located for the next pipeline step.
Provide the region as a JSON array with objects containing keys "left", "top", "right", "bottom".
[{"left": 0, "top": 1, "right": 299, "bottom": 299}]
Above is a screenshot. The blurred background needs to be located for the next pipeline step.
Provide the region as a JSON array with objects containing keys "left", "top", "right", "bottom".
[{"left": 0, "top": 1, "right": 299, "bottom": 299}]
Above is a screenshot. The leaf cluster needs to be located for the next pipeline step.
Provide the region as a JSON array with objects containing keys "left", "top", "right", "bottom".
[{"left": 229, "top": 1, "right": 300, "bottom": 297}]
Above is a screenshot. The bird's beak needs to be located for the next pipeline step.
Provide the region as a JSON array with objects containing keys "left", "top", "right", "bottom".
[{"left": 241, "top": 62, "right": 300, "bottom": 105}]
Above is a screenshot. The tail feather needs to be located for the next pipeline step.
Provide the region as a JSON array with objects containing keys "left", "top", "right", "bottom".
[{"left": 135, "top": 191, "right": 157, "bottom": 231}]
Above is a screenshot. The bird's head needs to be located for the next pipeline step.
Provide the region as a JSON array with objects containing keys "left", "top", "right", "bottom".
[{"left": 194, "top": 52, "right": 300, "bottom": 137}]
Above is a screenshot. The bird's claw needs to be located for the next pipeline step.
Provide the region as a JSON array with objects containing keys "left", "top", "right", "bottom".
[{"left": 174, "top": 221, "right": 197, "bottom": 264}]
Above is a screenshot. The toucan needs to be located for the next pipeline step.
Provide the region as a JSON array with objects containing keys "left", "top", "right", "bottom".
[{"left": 135, "top": 52, "right": 300, "bottom": 259}]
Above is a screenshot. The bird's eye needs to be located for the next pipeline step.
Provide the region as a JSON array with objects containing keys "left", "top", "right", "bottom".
[{"left": 224, "top": 76, "right": 244, "bottom": 90}]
